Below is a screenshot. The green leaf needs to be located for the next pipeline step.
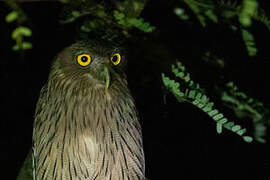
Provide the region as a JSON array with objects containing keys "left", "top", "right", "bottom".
[
  {"left": 161, "top": 73, "right": 169, "bottom": 86},
  {"left": 12, "top": 26, "right": 32, "bottom": 39},
  {"left": 192, "top": 99, "right": 200, "bottom": 105},
  {"left": 236, "top": 128, "right": 247, "bottom": 136},
  {"left": 177, "top": 63, "right": 185, "bottom": 71},
  {"left": 201, "top": 95, "right": 208, "bottom": 102},
  {"left": 172, "top": 67, "right": 180, "bottom": 76},
  {"left": 174, "top": 7, "right": 189, "bottom": 20},
  {"left": 172, "top": 82, "right": 180, "bottom": 90},
  {"left": 176, "top": 61, "right": 182, "bottom": 68},
  {"left": 239, "top": 0, "right": 258, "bottom": 27},
  {"left": 178, "top": 72, "right": 185, "bottom": 78},
  {"left": 205, "top": 10, "right": 218, "bottom": 23},
  {"left": 217, "top": 118, "right": 228, "bottom": 124},
  {"left": 213, "top": 113, "right": 224, "bottom": 121},
  {"left": 22, "top": 42, "right": 32, "bottom": 50},
  {"left": 216, "top": 118, "right": 228, "bottom": 133},
  {"left": 216, "top": 123, "right": 223, "bottom": 134},
  {"left": 189, "top": 80, "right": 194, "bottom": 86},
  {"left": 128, "top": 18, "right": 140, "bottom": 26},
  {"left": 188, "top": 90, "right": 196, "bottom": 99},
  {"left": 241, "top": 29, "right": 257, "bottom": 56},
  {"left": 224, "top": 122, "right": 235, "bottom": 129},
  {"left": 232, "top": 125, "right": 241, "bottom": 132},
  {"left": 71, "top": 10, "right": 80, "bottom": 18},
  {"left": 113, "top": 10, "right": 155, "bottom": 33},
  {"left": 12, "top": 42, "right": 32, "bottom": 51},
  {"left": 6, "top": 11, "right": 18, "bottom": 23},
  {"left": 197, "top": 103, "right": 205, "bottom": 108},
  {"left": 202, "top": 102, "right": 213, "bottom": 112},
  {"left": 12, "top": 44, "right": 20, "bottom": 51},
  {"left": 208, "top": 109, "right": 218, "bottom": 116},
  {"left": 243, "top": 136, "right": 253, "bottom": 143},
  {"left": 183, "top": 73, "right": 190, "bottom": 82},
  {"left": 113, "top": 10, "right": 125, "bottom": 20},
  {"left": 195, "top": 93, "right": 202, "bottom": 100},
  {"left": 175, "top": 90, "right": 185, "bottom": 97},
  {"left": 256, "top": 138, "right": 266, "bottom": 143},
  {"left": 195, "top": 84, "right": 200, "bottom": 90},
  {"left": 197, "top": 15, "right": 206, "bottom": 27}
]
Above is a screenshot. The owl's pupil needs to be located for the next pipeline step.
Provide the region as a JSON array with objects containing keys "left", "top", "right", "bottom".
[
  {"left": 112, "top": 55, "right": 118, "bottom": 62},
  {"left": 81, "top": 56, "right": 88, "bottom": 62}
]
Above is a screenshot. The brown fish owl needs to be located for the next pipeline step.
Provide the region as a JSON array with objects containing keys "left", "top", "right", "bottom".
[{"left": 32, "top": 41, "right": 146, "bottom": 180}]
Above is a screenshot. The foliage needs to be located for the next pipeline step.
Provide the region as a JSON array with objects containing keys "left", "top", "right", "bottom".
[
  {"left": 58, "top": 0, "right": 154, "bottom": 39},
  {"left": 4, "top": 0, "right": 270, "bottom": 145},
  {"left": 239, "top": 0, "right": 258, "bottom": 27},
  {"left": 179, "top": 0, "right": 262, "bottom": 56},
  {"left": 181, "top": 0, "right": 258, "bottom": 26},
  {"left": 11, "top": 26, "right": 32, "bottom": 51},
  {"left": 113, "top": 10, "right": 155, "bottom": 33},
  {"left": 173, "top": 1, "right": 270, "bottom": 143},
  {"left": 180, "top": 0, "right": 218, "bottom": 26},
  {"left": 241, "top": 29, "right": 257, "bottom": 56},
  {"left": 5, "top": 10, "right": 18, "bottom": 23},
  {"left": 5, "top": 10, "right": 32, "bottom": 51},
  {"left": 174, "top": 7, "right": 189, "bottom": 20},
  {"left": 162, "top": 61, "right": 253, "bottom": 143},
  {"left": 221, "top": 82, "right": 269, "bottom": 143},
  {"left": 3, "top": 0, "right": 269, "bottom": 179},
  {"left": 5, "top": 0, "right": 154, "bottom": 46}
]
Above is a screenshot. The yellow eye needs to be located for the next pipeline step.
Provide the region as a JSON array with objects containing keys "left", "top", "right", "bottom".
[
  {"left": 110, "top": 53, "right": 121, "bottom": 66},
  {"left": 77, "top": 54, "right": 91, "bottom": 67}
]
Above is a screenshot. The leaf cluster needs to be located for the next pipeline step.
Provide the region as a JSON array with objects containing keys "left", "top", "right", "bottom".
[
  {"left": 222, "top": 82, "right": 269, "bottom": 143},
  {"left": 5, "top": 11, "right": 32, "bottom": 51},
  {"left": 113, "top": 10, "right": 155, "bottom": 33},
  {"left": 178, "top": 0, "right": 262, "bottom": 57},
  {"left": 58, "top": 0, "right": 154, "bottom": 40},
  {"left": 162, "top": 61, "right": 253, "bottom": 143}
]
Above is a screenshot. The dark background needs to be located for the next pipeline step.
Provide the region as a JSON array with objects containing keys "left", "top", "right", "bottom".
[{"left": 1, "top": 1, "right": 270, "bottom": 179}]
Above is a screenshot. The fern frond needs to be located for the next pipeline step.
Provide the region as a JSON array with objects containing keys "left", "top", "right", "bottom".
[
  {"left": 238, "top": 0, "right": 258, "bottom": 27},
  {"left": 180, "top": 0, "right": 260, "bottom": 56},
  {"left": 162, "top": 60, "right": 253, "bottom": 143},
  {"left": 182, "top": 0, "right": 217, "bottom": 26},
  {"left": 222, "top": 81, "right": 268, "bottom": 143},
  {"left": 255, "top": 9, "right": 270, "bottom": 30},
  {"left": 241, "top": 29, "right": 257, "bottom": 56}
]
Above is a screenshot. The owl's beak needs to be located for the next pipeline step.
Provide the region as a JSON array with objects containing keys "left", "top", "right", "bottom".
[{"left": 103, "top": 66, "right": 110, "bottom": 89}]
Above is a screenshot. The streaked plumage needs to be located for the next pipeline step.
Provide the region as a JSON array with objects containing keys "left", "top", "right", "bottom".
[{"left": 32, "top": 41, "right": 146, "bottom": 180}]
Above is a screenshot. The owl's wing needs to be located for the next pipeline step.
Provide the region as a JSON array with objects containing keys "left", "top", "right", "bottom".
[
  {"left": 16, "top": 150, "right": 33, "bottom": 180},
  {"left": 17, "top": 85, "right": 49, "bottom": 180}
]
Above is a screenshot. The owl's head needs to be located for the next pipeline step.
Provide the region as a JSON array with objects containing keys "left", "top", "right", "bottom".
[{"left": 50, "top": 40, "right": 128, "bottom": 91}]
